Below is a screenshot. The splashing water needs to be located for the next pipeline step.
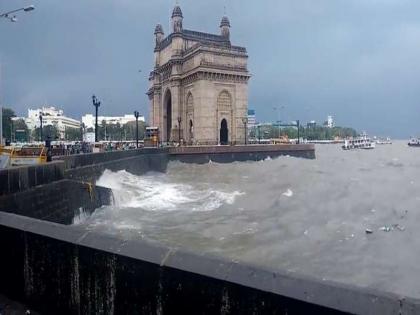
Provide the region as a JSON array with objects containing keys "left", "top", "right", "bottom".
[
  {"left": 75, "top": 142, "right": 420, "bottom": 299},
  {"left": 96, "top": 169, "right": 244, "bottom": 212}
]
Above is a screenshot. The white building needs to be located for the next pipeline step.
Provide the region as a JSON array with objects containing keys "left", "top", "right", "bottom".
[
  {"left": 82, "top": 114, "right": 145, "bottom": 130},
  {"left": 247, "top": 109, "right": 256, "bottom": 129},
  {"left": 327, "top": 115, "right": 334, "bottom": 128},
  {"left": 25, "top": 106, "right": 81, "bottom": 139}
]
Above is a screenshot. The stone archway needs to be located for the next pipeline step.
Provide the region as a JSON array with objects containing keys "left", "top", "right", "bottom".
[
  {"left": 220, "top": 119, "right": 228, "bottom": 145},
  {"left": 164, "top": 89, "right": 172, "bottom": 142}
]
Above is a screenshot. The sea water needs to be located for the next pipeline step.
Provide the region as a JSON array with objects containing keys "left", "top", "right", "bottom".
[{"left": 75, "top": 141, "right": 420, "bottom": 298}]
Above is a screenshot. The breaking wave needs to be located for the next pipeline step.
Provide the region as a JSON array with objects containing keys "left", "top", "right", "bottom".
[{"left": 96, "top": 169, "right": 244, "bottom": 212}]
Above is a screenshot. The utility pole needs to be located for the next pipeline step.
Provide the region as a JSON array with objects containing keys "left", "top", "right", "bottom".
[
  {"left": 242, "top": 117, "right": 247, "bottom": 145},
  {"left": 92, "top": 95, "right": 101, "bottom": 142},
  {"left": 134, "top": 110, "right": 140, "bottom": 148},
  {"left": 0, "top": 5, "right": 35, "bottom": 145},
  {"left": 39, "top": 114, "right": 43, "bottom": 142},
  {"left": 297, "top": 120, "right": 300, "bottom": 144}
]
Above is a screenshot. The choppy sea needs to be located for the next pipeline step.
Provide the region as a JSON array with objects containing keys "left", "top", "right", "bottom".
[{"left": 74, "top": 141, "right": 420, "bottom": 298}]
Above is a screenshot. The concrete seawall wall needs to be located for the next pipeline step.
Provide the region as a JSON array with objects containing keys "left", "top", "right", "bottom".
[
  {"left": 0, "top": 161, "right": 65, "bottom": 195},
  {"left": 169, "top": 144, "right": 315, "bottom": 163},
  {"left": 64, "top": 151, "right": 169, "bottom": 183},
  {"left": 0, "top": 212, "right": 418, "bottom": 315},
  {"left": 0, "top": 180, "right": 112, "bottom": 225}
]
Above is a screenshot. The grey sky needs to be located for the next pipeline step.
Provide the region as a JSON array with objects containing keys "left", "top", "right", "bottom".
[{"left": 1, "top": 0, "right": 420, "bottom": 137}]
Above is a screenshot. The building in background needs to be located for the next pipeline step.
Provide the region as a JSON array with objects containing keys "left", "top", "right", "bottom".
[
  {"left": 326, "top": 115, "right": 334, "bottom": 128},
  {"left": 307, "top": 120, "right": 317, "bottom": 128},
  {"left": 247, "top": 109, "right": 256, "bottom": 130},
  {"left": 24, "top": 106, "right": 81, "bottom": 140},
  {"left": 81, "top": 114, "right": 144, "bottom": 130}
]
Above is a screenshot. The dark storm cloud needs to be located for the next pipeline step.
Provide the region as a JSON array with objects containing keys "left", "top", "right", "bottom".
[{"left": 1, "top": 0, "right": 420, "bottom": 137}]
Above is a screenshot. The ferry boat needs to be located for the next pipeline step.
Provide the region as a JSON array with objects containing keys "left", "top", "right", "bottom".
[
  {"left": 374, "top": 137, "right": 392, "bottom": 145},
  {"left": 408, "top": 138, "right": 420, "bottom": 147},
  {"left": 342, "top": 135, "right": 376, "bottom": 150}
]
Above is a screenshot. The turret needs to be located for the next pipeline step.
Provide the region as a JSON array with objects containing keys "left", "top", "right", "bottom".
[
  {"left": 171, "top": 5, "right": 183, "bottom": 33},
  {"left": 220, "top": 15, "right": 230, "bottom": 39},
  {"left": 154, "top": 24, "right": 164, "bottom": 45}
]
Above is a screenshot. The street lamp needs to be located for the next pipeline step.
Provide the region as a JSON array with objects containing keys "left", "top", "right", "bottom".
[
  {"left": 92, "top": 95, "right": 101, "bottom": 143},
  {"left": 241, "top": 117, "right": 247, "bottom": 145},
  {"left": 39, "top": 114, "right": 43, "bottom": 142},
  {"left": 134, "top": 110, "right": 140, "bottom": 148},
  {"left": 0, "top": 5, "right": 35, "bottom": 22},
  {"left": 177, "top": 116, "right": 182, "bottom": 144},
  {"left": 296, "top": 120, "right": 300, "bottom": 144}
]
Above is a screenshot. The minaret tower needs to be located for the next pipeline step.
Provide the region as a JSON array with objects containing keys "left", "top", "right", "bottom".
[
  {"left": 171, "top": 4, "right": 183, "bottom": 33},
  {"left": 220, "top": 15, "right": 230, "bottom": 39}
]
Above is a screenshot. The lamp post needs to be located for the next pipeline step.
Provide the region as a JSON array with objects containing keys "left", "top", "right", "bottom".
[
  {"left": 39, "top": 114, "right": 43, "bottom": 142},
  {"left": 134, "top": 110, "right": 140, "bottom": 148},
  {"left": 177, "top": 116, "right": 182, "bottom": 144},
  {"left": 0, "top": 5, "right": 35, "bottom": 22},
  {"left": 92, "top": 95, "right": 101, "bottom": 142},
  {"left": 297, "top": 119, "right": 300, "bottom": 144},
  {"left": 241, "top": 117, "right": 247, "bottom": 145}
]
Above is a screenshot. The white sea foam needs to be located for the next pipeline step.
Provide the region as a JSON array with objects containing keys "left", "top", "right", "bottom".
[
  {"left": 96, "top": 169, "right": 244, "bottom": 212},
  {"left": 282, "top": 188, "right": 294, "bottom": 197}
]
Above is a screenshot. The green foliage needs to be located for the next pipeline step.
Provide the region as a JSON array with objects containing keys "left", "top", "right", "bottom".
[
  {"left": 96, "top": 121, "right": 145, "bottom": 141},
  {"left": 65, "top": 127, "right": 82, "bottom": 141},
  {"left": 32, "top": 125, "right": 60, "bottom": 141},
  {"left": 12, "top": 118, "right": 29, "bottom": 142},
  {"left": 2, "top": 107, "right": 16, "bottom": 141},
  {"left": 251, "top": 124, "right": 357, "bottom": 140}
]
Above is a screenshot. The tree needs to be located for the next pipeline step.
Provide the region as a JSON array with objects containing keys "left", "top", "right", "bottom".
[
  {"left": 65, "top": 127, "right": 82, "bottom": 141},
  {"left": 2, "top": 108, "right": 16, "bottom": 141},
  {"left": 12, "top": 118, "right": 29, "bottom": 142}
]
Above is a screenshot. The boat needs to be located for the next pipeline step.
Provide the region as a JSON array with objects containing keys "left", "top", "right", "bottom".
[
  {"left": 374, "top": 137, "right": 392, "bottom": 145},
  {"left": 0, "top": 145, "right": 47, "bottom": 168},
  {"left": 342, "top": 135, "right": 376, "bottom": 150},
  {"left": 408, "top": 138, "right": 420, "bottom": 147}
]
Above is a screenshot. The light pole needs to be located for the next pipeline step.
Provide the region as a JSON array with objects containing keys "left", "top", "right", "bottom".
[
  {"left": 39, "top": 114, "right": 43, "bottom": 142},
  {"left": 297, "top": 120, "right": 300, "bottom": 144},
  {"left": 241, "top": 117, "right": 247, "bottom": 145},
  {"left": 0, "top": 5, "right": 35, "bottom": 22},
  {"left": 134, "top": 110, "right": 140, "bottom": 148},
  {"left": 92, "top": 95, "right": 101, "bottom": 142},
  {"left": 177, "top": 116, "right": 182, "bottom": 145}
]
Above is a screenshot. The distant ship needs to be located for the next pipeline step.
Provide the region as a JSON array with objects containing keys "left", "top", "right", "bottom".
[
  {"left": 342, "top": 134, "right": 375, "bottom": 150},
  {"left": 374, "top": 137, "right": 392, "bottom": 145},
  {"left": 408, "top": 138, "right": 420, "bottom": 147}
]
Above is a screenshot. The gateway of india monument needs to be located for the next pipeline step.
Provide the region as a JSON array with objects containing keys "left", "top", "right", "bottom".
[{"left": 147, "top": 4, "right": 251, "bottom": 145}]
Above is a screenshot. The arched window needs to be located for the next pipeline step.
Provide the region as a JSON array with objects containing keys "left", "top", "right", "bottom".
[{"left": 217, "top": 91, "right": 231, "bottom": 110}]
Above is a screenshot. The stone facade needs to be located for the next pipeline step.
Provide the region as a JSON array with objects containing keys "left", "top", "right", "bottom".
[{"left": 147, "top": 5, "right": 250, "bottom": 145}]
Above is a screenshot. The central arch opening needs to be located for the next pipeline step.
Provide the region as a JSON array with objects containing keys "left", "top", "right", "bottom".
[
  {"left": 220, "top": 119, "right": 228, "bottom": 145},
  {"left": 164, "top": 90, "right": 172, "bottom": 142}
]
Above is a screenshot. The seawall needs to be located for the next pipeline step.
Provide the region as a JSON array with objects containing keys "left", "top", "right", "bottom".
[
  {"left": 169, "top": 144, "right": 315, "bottom": 163},
  {"left": 0, "top": 210, "right": 418, "bottom": 315}
]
